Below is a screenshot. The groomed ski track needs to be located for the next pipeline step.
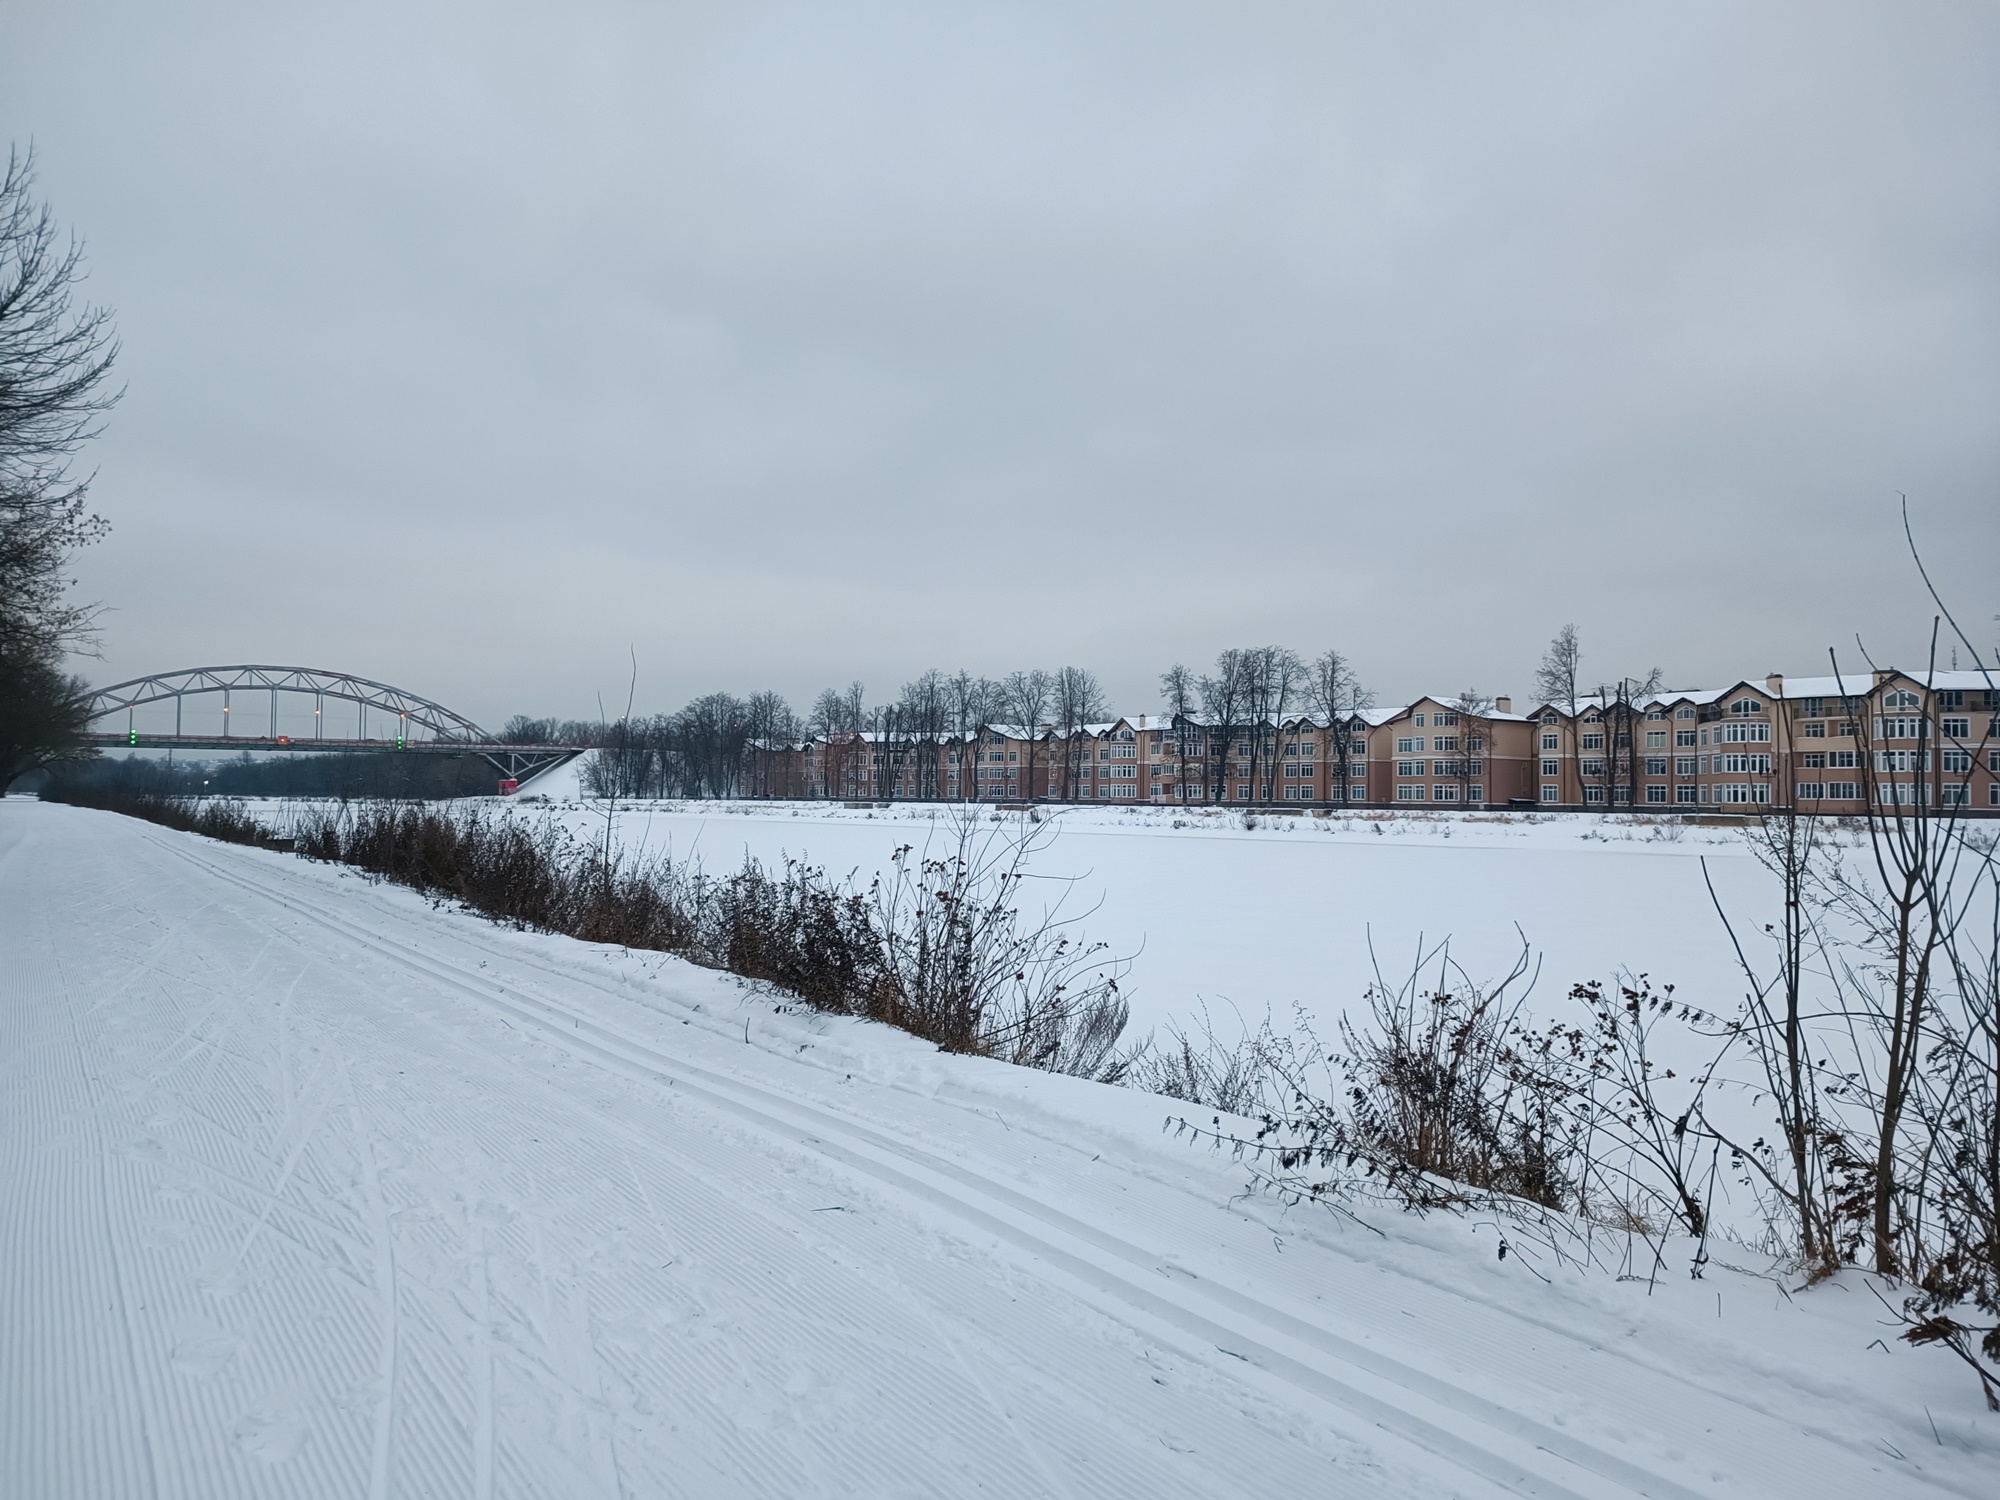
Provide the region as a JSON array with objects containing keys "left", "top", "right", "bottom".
[{"left": 2, "top": 801, "right": 1988, "bottom": 1498}]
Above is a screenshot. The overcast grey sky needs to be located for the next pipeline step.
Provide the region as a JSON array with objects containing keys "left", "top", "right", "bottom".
[{"left": 5, "top": 1, "right": 1996, "bottom": 726}]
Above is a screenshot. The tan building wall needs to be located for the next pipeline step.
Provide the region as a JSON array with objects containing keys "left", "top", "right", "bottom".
[{"left": 760, "top": 670, "right": 1999, "bottom": 815}]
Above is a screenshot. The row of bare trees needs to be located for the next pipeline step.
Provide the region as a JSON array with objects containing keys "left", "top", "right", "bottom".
[
  {"left": 1532, "top": 623, "right": 1671, "bottom": 808},
  {"left": 1159, "top": 647, "right": 1375, "bottom": 806},
  {"left": 574, "top": 692, "right": 803, "bottom": 800},
  {"left": 533, "top": 649, "right": 1380, "bottom": 808},
  {"left": 804, "top": 668, "right": 1112, "bottom": 802}
]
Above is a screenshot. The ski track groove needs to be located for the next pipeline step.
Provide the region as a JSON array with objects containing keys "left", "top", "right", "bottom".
[
  {"left": 8, "top": 805, "right": 1984, "bottom": 1500},
  {"left": 154, "top": 828, "right": 1701, "bottom": 1500}
]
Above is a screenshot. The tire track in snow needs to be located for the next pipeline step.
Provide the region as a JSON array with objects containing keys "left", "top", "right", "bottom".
[{"left": 158, "top": 832, "right": 1710, "bottom": 1500}]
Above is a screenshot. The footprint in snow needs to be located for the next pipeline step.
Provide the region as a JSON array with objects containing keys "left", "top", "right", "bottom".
[
  {"left": 233, "top": 1397, "right": 309, "bottom": 1464},
  {"left": 170, "top": 1326, "right": 245, "bottom": 1379}
]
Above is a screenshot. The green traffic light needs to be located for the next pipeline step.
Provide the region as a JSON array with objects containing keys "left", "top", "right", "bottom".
[{"left": 128, "top": 730, "right": 138, "bottom": 746}]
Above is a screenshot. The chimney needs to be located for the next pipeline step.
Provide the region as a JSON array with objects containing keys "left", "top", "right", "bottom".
[
  {"left": 1494, "top": 696, "right": 1511, "bottom": 714},
  {"left": 1138, "top": 714, "right": 1146, "bottom": 729},
  {"left": 1765, "top": 673, "right": 1783, "bottom": 697}
]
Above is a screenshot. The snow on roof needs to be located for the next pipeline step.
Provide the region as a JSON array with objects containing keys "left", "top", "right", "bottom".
[{"left": 1763, "top": 668, "right": 1997, "bottom": 699}]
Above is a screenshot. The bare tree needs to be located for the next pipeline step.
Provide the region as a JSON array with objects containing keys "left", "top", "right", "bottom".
[
  {"left": 1160, "top": 664, "right": 1199, "bottom": 804},
  {"left": 1003, "top": 669, "right": 1053, "bottom": 800},
  {"left": 1534, "top": 625, "right": 1583, "bottom": 712},
  {"left": 897, "top": 671, "right": 951, "bottom": 800},
  {"left": 1241, "top": 647, "right": 1303, "bottom": 804},
  {"left": 1305, "top": 649, "right": 1374, "bottom": 806},
  {"left": 0, "top": 147, "right": 121, "bottom": 790},
  {"left": 1051, "top": 665, "right": 1108, "bottom": 802},
  {"left": 1446, "top": 689, "right": 1492, "bottom": 807},
  {"left": 1198, "top": 651, "right": 1251, "bottom": 804}
]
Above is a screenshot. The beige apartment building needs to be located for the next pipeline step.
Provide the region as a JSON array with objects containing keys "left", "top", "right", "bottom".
[
  {"left": 756, "top": 669, "right": 1999, "bottom": 815},
  {"left": 1523, "top": 670, "right": 1998, "bottom": 813}
]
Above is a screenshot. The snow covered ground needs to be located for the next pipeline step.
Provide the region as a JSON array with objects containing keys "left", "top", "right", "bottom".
[
  {"left": 5, "top": 797, "right": 1994, "bottom": 1498},
  {"left": 507, "top": 787, "right": 1787, "bottom": 1042}
]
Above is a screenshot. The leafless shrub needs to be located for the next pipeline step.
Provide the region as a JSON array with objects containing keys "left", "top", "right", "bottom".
[
  {"left": 40, "top": 784, "right": 291, "bottom": 851},
  {"left": 70, "top": 790, "right": 1129, "bottom": 1082},
  {"left": 871, "top": 810, "right": 1131, "bottom": 1079},
  {"left": 1159, "top": 939, "right": 1734, "bottom": 1281},
  {"left": 1129, "top": 1003, "right": 1282, "bottom": 1117}
]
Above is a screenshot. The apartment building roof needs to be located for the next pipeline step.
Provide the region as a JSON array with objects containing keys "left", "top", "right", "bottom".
[{"left": 1760, "top": 668, "right": 1997, "bottom": 699}]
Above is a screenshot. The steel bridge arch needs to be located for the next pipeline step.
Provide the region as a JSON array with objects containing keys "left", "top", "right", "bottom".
[{"left": 87, "top": 665, "right": 490, "bottom": 742}]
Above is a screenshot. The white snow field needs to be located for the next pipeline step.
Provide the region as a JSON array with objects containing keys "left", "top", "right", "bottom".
[
  {"left": 511, "top": 791, "right": 1783, "bottom": 1041},
  {"left": 5, "top": 799, "right": 1994, "bottom": 1499}
]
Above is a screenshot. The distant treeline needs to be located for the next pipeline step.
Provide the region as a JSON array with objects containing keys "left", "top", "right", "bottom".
[
  {"left": 40, "top": 748, "right": 506, "bottom": 801},
  {"left": 560, "top": 651, "right": 1373, "bottom": 802}
]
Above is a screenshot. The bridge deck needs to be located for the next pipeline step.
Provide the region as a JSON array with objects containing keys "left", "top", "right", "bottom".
[{"left": 84, "top": 734, "right": 581, "bottom": 756}]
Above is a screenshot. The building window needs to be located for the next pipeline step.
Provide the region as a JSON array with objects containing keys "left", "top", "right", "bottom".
[
  {"left": 1433, "top": 784, "right": 1461, "bottom": 801},
  {"left": 1802, "top": 721, "right": 1825, "bottom": 738},
  {"left": 1433, "top": 712, "right": 1459, "bottom": 726},
  {"left": 1676, "top": 707, "right": 1696, "bottom": 720},
  {"left": 1675, "top": 756, "right": 1696, "bottom": 776},
  {"left": 1581, "top": 733, "right": 1605, "bottom": 750},
  {"left": 1828, "top": 750, "right": 1858, "bottom": 769},
  {"left": 1433, "top": 736, "right": 1459, "bottom": 752},
  {"left": 1468, "top": 785, "right": 1482, "bottom": 802},
  {"left": 1350, "top": 784, "right": 1367, "bottom": 801},
  {"left": 1237, "top": 784, "right": 1251, "bottom": 799},
  {"left": 1541, "top": 733, "right": 1559, "bottom": 751},
  {"left": 1644, "top": 757, "right": 1667, "bottom": 776},
  {"left": 1541, "top": 758, "right": 1559, "bottom": 776},
  {"left": 1584, "top": 785, "right": 1605, "bottom": 804},
  {"left": 1675, "top": 784, "right": 1698, "bottom": 804},
  {"left": 1581, "top": 758, "right": 1605, "bottom": 777},
  {"left": 1396, "top": 737, "right": 1425, "bottom": 753},
  {"left": 1943, "top": 717, "right": 1970, "bottom": 739},
  {"left": 1397, "top": 785, "right": 1427, "bottom": 801},
  {"left": 1795, "top": 782, "right": 1825, "bottom": 801},
  {"left": 1645, "top": 731, "right": 1667, "bottom": 748},
  {"left": 1941, "top": 784, "right": 1968, "bottom": 806},
  {"left": 1730, "top": 698, "right": 1765, "bottom": 716},
  {"left": 1717, "top": 783, "right": 1772, "bottom": 804},
  {"left": 1942, "top": 749, "right": 1972, "bottom": 773},
  {"left": 1396, "top": 760, "right": 1421, "bottom": 777},
  {"left": 1676, "top": 729, "right": 1697, "bottom": 747},
  {"left": 1540, "top": 784, "right": 1560, "bottom": 803},
  {"left": 1877, "top": 750, "right": 1930, "bottom": 774}
]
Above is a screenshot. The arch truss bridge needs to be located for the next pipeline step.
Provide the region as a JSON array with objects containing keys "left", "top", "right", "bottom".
[{"left": 85, "top": 665, "right": 580, "bottom": 785}]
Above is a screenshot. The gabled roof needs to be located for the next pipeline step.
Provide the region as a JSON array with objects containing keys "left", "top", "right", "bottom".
[{"left": 1764, "top": 668, "right": 1997, "bottom": 700}]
